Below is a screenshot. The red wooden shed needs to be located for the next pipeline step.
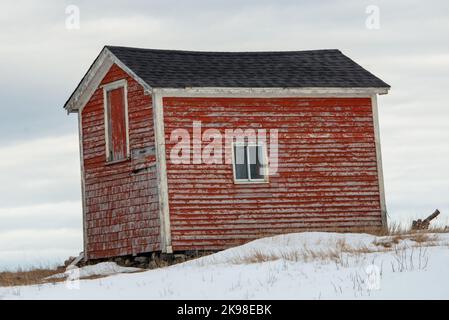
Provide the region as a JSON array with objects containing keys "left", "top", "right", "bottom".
[{"left": 64, "top": 46, "right": 390, "bottom": 260}]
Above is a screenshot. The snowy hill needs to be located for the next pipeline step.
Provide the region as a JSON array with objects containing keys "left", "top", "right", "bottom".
[{"left": 1, "top": 232, "right": 448, "bottom": 299}]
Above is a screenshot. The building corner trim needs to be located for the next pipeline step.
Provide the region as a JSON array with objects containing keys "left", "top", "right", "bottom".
[
  {"left": 78, "top": 111, "right": 89, "bottom": 261},
  {"left": 152, "top": 90, "right": 173, "bottom": 253},
  {"left": 371, "top": 95, "right": 388, "bottom": 231}
]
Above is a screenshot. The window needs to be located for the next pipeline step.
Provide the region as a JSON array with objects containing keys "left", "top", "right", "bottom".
[
  {"left": 232, "top": 143, "right": 268, "bottom": 183},
  {"left": 103, "top": 80, "right": 129, "bottom": 162}
]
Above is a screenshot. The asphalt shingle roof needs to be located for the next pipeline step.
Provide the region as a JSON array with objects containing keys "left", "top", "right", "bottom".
[{"left": 106, "top": 46, "right": 390, "bottom": 88}]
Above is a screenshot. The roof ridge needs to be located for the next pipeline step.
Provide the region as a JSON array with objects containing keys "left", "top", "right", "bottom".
[{"left": 105, "top": 45, "right": 341, "bottom": 55}]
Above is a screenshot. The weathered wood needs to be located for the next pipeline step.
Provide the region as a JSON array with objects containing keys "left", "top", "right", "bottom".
[
  {"left": 153, "top": 90, "right": 173, "bottom": 254},
  {"left": 163, "top": 97, "right": 383, "bottom": 250},
  {"left": 77, "top": 62, "right": 387, "bottom": 258},
  {"left": 81, "top": 64, "right": 160, "bottom": 259},
  {"left": 412, "top": 209, "right": 440, "bottom": 230}
]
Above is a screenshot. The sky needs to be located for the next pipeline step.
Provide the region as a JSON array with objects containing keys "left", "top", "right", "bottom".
[{"left": 0, "top": 0, "right": 448, "bottom": 270}]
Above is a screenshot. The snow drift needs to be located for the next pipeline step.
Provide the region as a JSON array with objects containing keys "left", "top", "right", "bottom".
[{"left": 1, "top": 232, "right": 448, "bottom": 300}]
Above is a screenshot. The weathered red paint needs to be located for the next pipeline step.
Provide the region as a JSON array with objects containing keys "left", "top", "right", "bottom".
[
  {"left": 80, "top": 65, "right": 383, "bottom": 259},
  {"left": 163, "top": 97, "right": 382, "bottom": 251},
  {"left": 81, "top": 64, "right": 160, "bottom": 259},
  {"left": 106, "top": 87, "right": 127, "bottom": 161}
]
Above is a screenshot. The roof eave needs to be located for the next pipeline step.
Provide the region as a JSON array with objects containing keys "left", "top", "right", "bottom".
[
  {"left": 63, "top": 47, "right": 152, "bottom": 114},
  {"left": 153, "top": 86, "right": 390, "bottom": 97}
]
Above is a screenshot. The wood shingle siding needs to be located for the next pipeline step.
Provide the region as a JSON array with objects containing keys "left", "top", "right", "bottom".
[{"left": 81, "top": 64, "right": 160, "bottom": 259}]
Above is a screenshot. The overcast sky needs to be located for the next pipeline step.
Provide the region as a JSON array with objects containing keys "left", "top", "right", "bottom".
[{"left": 1, "top": 0, "right": 448, "bottom": 270}]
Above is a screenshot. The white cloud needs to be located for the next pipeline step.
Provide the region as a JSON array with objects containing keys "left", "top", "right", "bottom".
[
  {"left": 0, "top": 135, "right": 83, "bottom": 269},
  {"left": 0, "top": 202, "right": 82, "bottom": 232},
  {"left": 0, "top": 134, "right": 81, "bottom": 207},
  {"left": 0, "top": 227, "right": 82, "bottom": 271}
]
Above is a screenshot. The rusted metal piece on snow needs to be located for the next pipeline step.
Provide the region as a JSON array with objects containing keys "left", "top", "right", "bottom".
[{"left": 412, "top": 209, "right": 440, "bottom": 230}]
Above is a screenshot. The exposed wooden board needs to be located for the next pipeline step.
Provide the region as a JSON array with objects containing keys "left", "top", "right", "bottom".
[{"left": 131, "top": 146, "right": 156, "bottom": 159}]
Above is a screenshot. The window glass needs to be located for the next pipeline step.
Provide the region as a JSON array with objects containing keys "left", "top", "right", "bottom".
[
  {"left": 248, "top": 145, "right": 265, "bottom": 180},
  {"left": 234, "top": 145, "right": 248, "bottom": 180}
]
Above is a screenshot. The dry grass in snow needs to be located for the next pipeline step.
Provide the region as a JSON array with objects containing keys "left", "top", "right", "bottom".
[
  {"left": 0, "top": 267, "right": 64, "bottom": 287},
  {"left": 0, "top": 228, "right": 448, "bottom": 299}
]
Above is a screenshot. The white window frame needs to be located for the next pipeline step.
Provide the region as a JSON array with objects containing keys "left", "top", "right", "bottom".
[
  {"left": 231, "top": 141, "right": 269, "bottom": 184},
  {"left": 102, "top": 79, "right": 130, "bottom": 163}
]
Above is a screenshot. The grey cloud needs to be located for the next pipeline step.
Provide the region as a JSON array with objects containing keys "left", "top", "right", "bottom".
[{"left": 0, "top": 135, "right": 81, "bottom": 207}]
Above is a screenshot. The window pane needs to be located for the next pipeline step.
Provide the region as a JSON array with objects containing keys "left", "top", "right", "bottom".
[
  {"left": 234, "top": 145, "right": 248, "bottom": 180},
  {"left": 249, "top": 145, "right": 265, "bottom": 180}
]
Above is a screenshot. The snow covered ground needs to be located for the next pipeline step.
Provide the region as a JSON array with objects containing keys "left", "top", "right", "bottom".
[
  {"left": 45, "top": 262, "right": 142, "bottom": 280},
  {"left": 0, "top": 232, "right": 448, "bottom": 300}
]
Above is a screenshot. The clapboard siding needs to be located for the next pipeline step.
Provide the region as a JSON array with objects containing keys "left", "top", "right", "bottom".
[
  {"left": 81, "top": 64, "right": 160, "bottom": 259},
  {"left": 163, "top": 97, "right": 382, "bottom": 251}
]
